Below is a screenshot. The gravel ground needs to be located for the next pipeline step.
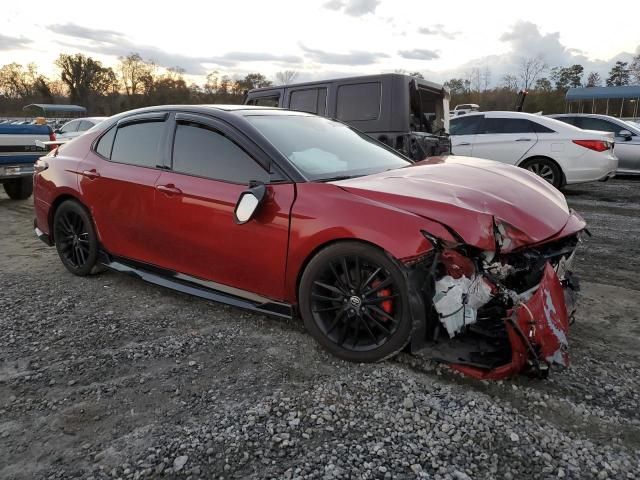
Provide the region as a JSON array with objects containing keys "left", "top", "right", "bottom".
[{"left": 1, "top": 178, "right": 639, "bottom": 480}]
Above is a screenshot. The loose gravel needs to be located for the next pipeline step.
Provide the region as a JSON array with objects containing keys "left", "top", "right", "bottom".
[{"left": 1, "top": 179, "right": 639, "bottom": 479}]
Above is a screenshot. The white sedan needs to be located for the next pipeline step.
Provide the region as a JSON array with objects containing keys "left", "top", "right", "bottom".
[
  {"left": 55, "top": 117, "right": 107, "bottom": 141},
  {"left": 450, "top": 111, "right": 618, "bottom": 188}
]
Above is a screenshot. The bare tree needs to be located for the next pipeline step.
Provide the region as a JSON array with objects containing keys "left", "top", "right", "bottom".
[
  {"left": 518, "top": 56, "right": 547, "bottom": 91},
  {"left": 481, "top": 66, "right": 491, "bottom": 92},
  {"left": 275, "top": 70, "right": 299, "bottom": 85},
  {"left": 118, "top": 53, "right": 154, "bottom": 99},
  {"left": 501, "top": 74, "right": 519, "bottom": 91},
  {"left": 469, "top": 67, "right": 481, "bottom": 93},
  {"left": 585, "top": 72, "right": 602, "bottom": 87}
]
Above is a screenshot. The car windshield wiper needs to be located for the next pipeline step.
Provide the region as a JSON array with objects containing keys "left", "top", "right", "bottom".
[{"left": 317, "top": 174, "right": 364, "bottom": 182}]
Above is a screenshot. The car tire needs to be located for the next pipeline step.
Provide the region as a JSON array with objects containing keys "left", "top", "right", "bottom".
[
  {"left": 3, "top": 177, "right": 33, "bottom": 200},
  {"left": 53, "top": 200, "right": 101, "bottom": 276},
  {"left": 299, "top": 242, "right": 413, "bottom": 363},
  {"left": 520, "top": 157, "right": 563, "bottom": 189}
]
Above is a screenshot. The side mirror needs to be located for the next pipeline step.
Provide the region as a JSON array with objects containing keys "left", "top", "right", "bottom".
[
  {"left": 54, "top": 129, "right": 61, "bottom": 134},
  {"left": 234, "top": 182, "right": 266, "bottom": 224},
  {"left": 619, "top": 129, "right": 632, "bottom": 140}
]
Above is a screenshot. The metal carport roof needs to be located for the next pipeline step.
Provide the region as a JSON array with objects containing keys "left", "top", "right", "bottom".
[
  {"left": 566, "top": 86, "right": 640, "bottom": 101},
  {"left": 22, "top": 104, "right": 87, "bottom": 115}
]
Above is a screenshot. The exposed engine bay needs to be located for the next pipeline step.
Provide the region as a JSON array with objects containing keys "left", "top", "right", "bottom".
[{"left": 417, "top": 232, "right": 581, "bottom": 379}]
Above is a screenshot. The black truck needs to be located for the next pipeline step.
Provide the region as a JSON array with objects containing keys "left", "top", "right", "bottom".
[{"left": 245, "top": 73, "right": 451, "bottom": 160}]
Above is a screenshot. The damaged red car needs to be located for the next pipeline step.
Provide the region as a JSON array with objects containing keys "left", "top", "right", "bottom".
[{"left": 33, "top": 106, "right": 585, "bottom": 379}]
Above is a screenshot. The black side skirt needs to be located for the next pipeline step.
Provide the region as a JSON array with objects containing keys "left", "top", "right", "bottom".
[{"left": 100, "top": 253, "right": 293, "bottom": 319}]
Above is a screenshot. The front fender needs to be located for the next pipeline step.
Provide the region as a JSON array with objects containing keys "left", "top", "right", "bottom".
[{"left": 284, "top": 182, "right": 456, "bottom": 302}]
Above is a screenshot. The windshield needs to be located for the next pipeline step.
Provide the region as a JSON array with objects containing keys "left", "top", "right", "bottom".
[{"left": 245, "top": 115, "right": 411, "bottom": 181}]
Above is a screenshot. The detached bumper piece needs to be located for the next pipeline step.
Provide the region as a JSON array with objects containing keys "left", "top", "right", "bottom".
[
  {"left": 451, "top": 263, "right": 570, "bottom": 380},
  {"left": 409, "top": 232, "right": 581, "bottom": 380}
]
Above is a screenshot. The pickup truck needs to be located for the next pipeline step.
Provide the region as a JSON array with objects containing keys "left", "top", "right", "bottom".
[{"left": 0, "top": 124, "right": 54, "bottom": 199}]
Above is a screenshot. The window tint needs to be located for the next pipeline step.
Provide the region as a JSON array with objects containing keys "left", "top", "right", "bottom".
[
  {"left": 290, "top": 89, "right": 318, "bottom": 113},
  {"left": 95, "top": 126, "right": 116, "bottom": 158},
  {"left": 577, "top": 117, "right": 620, "bottom": 134},
  {"left": 254, "top": 96, "right": 280, "bottom": 107},
  {"left": 336, "top": 82, "right": 381, "bottom": 121},
  {"left": 60, "top": 121, "right": 79, "bottom": 133},
  {"left": 289, "top": 88, "right": 328, "bottom": 115},
  {"left": 555, "top": 116, "right": 579, "bottom": 126},
  {"left": 111, "top": 121, "right": 164, "bottom": 168},
  {"left": 531, "top": 122, "right": 556, "bottom": 133},
  {"left": 480, "top": 118, "right": 534, "bottom": 134},
  {"left": 449, "top": 115, "right": 482, "bottom": 135},
  {"left": 172, "top": 122, "right": 269, "bottom": 184}
]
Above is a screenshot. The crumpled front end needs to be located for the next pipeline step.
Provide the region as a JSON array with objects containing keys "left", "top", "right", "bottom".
[{"left": 412, "top": 214, "right": 584, "bottom": 380}]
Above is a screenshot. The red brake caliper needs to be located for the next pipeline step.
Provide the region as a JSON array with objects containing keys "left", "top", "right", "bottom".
[{"left": 371, "top": 279, "right": 393, "bottom": 317}]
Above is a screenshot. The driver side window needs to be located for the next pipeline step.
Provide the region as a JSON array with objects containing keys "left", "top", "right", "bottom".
[{"left": 172, "top": 122, "right": 270, "bottom": 184}]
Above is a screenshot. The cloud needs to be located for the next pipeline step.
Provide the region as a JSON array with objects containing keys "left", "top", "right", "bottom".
[
  {"left": 436, "top": 21, "right": 638, "bottom": 87},
  {"left": 300, "top": 44, "right": 388, "bottom": 65},
  {"left": 398, "top": 49, "right": 440, "bottom": 61},
  {"left": 323, "top": 0, "right": 380, "bottom": 16},
  {"left": 0, "top": 33, "right": 32, "bottom": 51},
  {"left": 46, "top": 23, "right": 302, "bottom": 74},
  {"left": 417, "top": 24, "right": 460, "bottom": 40},
  {"left": 48, "top": 23, "right": 123, "bottom": 44}
]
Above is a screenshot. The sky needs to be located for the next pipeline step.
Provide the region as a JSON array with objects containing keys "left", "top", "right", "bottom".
[{"left": 0, "top": 0, "right": 638, "bottom": 86}]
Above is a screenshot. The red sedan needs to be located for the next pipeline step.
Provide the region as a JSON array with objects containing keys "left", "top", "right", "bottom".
[{"left": 33, "top": 105, "right": 585, "bottom": 379}]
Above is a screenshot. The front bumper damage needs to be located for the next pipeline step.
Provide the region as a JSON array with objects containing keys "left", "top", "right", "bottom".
[{"left": 407, "top": 218, "right": 584, "bottom": 380}]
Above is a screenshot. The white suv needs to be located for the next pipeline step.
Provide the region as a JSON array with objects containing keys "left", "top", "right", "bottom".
[{"left": 450, "top": 111, "right": 618, "bottom": 188}]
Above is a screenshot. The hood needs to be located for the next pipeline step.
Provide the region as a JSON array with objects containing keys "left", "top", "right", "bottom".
[{"left": 333, "top": 156, "right": 571, "bottom": 251}]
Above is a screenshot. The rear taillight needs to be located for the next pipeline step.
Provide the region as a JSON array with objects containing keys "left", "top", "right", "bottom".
[{"left": 572, "top": 139, "right": 611, "bottom": 152}]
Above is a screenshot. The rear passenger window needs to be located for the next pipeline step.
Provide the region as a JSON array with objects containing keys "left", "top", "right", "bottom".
[
  {"left": 253, "top": 95, "right": 280, "bottom": 107},
  {"left": 111, "top": 121, "right": 164, "bottom": 168},
  {"left": 531, "top": 122, "right": 556, "bottom": 133},
  {"left": 289, "top": 88, "right": 328, "bottom": 115},
  {"left": 336, "top": 83, "right": 381, "bottom": 121},
  {"left": 172, "top": 122, "right": 269, "bottom": 184},
  {"left": 95, "top": 126, "right": 116, "bottom": 158},
  {"left": 480, "top": 118, "right": 534, "bottom": 134},
  {"left": 290, "top": 89, "right": 317, "bottom": 113},
  {"left": 450, "top": 115, "right": 482, "bottom": 135}
]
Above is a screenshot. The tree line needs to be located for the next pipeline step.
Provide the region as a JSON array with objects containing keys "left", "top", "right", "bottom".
[
  {"left": 0, "top": 53, "right": 291, "bottom": 116},
  {"left": 444, "top": 55, "right": 640, "bottom": 116},
  {"left": 1, "top": 51, "right": 639, "bottom": 117}
]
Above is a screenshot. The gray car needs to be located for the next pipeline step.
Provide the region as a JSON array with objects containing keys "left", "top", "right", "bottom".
[{"left": 550, "top": 114, "right": 640, "bottom": 174}]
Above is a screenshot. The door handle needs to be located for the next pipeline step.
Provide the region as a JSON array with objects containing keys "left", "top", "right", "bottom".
[
  {"left": 156, "top": 184, "right": 182, "bottom": 196},
  {"left": 455, "top": 142, "right": 471, "bottom": 146},
  {"left": 515, "top": 138, "right": 532, "bottom": 142},
  {"left": 82, "top": 169, "right": 100, "bottom": 180}
]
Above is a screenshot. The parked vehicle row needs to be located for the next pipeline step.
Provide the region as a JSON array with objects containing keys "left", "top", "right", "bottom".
[
  {"left": 450, "top": 111, "right": 618, "bottom": 188},
  {"left": 33, "top": 105, "right": 584, "bottom": 379}
]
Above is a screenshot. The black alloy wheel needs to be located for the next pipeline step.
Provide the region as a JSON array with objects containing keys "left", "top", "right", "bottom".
[
  {"left": 53, "top": 200, "right": 100, "bottom": 276},
  {"left": 521, "top": 158, "right": 562, "bottom": 189},
  {"left": 299, "top": 242, "right": 413, "bottom": 362}
]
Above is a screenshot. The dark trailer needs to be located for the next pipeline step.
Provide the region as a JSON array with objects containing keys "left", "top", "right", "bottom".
[{"left": 245, "top": 73, "right": 451, "bottom": 161}]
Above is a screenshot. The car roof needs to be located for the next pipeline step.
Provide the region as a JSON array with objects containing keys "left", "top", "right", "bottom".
[{"left": 451, "top": 110, "right": 583, "bottom": 131}]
